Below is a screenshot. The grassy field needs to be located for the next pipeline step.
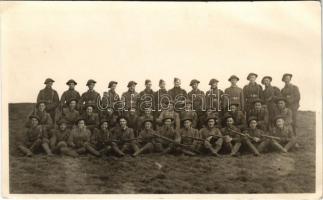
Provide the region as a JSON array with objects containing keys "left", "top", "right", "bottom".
[{"left": 9, "top": 103, "right": 316, "bottom": 194}]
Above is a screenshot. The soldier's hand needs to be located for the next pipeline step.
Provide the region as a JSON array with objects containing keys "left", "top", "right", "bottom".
[
  {"left": 253, "top": 137, "right": 261, "bottom": 142},
  {"left": 206, "top": 136, "right": 213, "bottom": 141}
]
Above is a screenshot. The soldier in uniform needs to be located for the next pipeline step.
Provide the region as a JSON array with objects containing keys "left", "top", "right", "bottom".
[
  {"left": 60, "top": 98, "right": 80, "bottom": 129},
  {"left": 187, "top": 79, "right": 205, "bottom": 123},
  {"left": 133, "top": 116, "right": 159, "bottom": 157},
  {"left": 180, "top": 100, "right": 198, "bottom": 128},
  {"left": 156, "top": 114, "right": 181, "bottom": 155},
  {"left": 27, "top": 101, "right": 53, "bottom": 132},
  {"left": 243, "top": 73, "right": 263, "bottom": 112},
  {"left": 81, "top": 104, "right": 100, "bottom": 133},
  {"left": 224, "top": 75, "right": 244, "bottom": 112},
  {"left": 239, "top": 117, "right": 262, "bottom": 156},
  {"left": 269, "top": 115, "right": 297, "bottom": 153},
  {"left": 49, "top": 118, "right": 77, "bottom": 157},
  {"left": 261, "top": 76, "right": 281, "bottom": 119},
  {"left": 137, "top": 79, "right": 155, "bottom": 115},
  {"left": 206, "top": 79, "right": 225, "bottom": 113},
  {"left": 154, "top": 79, "right": 169, "bottom": 117},
  {"left": 121, "top": 81, "right": 139, "bottom": 113},
  {"left": 198, "top": 108, "right": 222, "bottom": 129},
  {"left": 59, "top": 79, "right": 81, "bottom": 109},
  {"left": 221, "top": 114, "right": 242, "bottom": 156},
  {"left": 272, "top": 97, "right": 293, "bottom": 129},
  {"left": 281, "top": 73, "right": 300, "bottom": 135},
  {"left": 110, "top": 116, "right": 140, "bottom": 157},
  {"left": 18, "top": 115, "right": 53, "bottom": 157},
  {"left": 90, "top": 118, "right": 113, "bottom": 156},
  {"left": 67, "top": 118, "right": 100, "bottom": 156},
  {"left": 178, "top": 113, "right": 201, "bottom": 156},
  {"left": 99, "top": 106, "right": 119, "bottom": 129},
  {"left": 225, "top": 103, "right": 246, "bottom": 131},
  {"left": 247, "top": 98, "right": 269, "bottom": 131},
  {"left": 79, "top": 79, "right": 101, "bottom": 113},
  {"left": 100, "top": 81, "right": 121, "bottom": 112},
  {"left": 124, "top": 108, "right": 139, "bottom": 136},
  {"left": 156, "top": 101, "right": 180, "bottom": 130},
  {"left": 168, "top": 78, "right": 187, "bottom": 112},
  {"left": 199, "top": 114, "right": 223, "bottom": 156},
  {"left": 37, "top": 78, "right": 59, "bottom": 122},
  {"left": 137, "top": 107, "right": 155, "bottom": 133}
]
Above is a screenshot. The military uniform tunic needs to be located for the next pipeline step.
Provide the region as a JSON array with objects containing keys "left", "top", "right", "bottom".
[
  {"left": 224, "top": 85, "right": 244, "bottom": 111},
  {"left": 247, "top": 107, "right": 269, "bottom": 131},
  {"left": 60, "top": 89, "right": 81, "bottom": 107},
  {"left": 37, "top": 87, "right": 59, "bottom": 119},
  {"left": 68, "top": 127, "right": 91, "bottom": 148},
  {"left": 121, "top": 90, "right": 139, "bottom": 110},
  {"left": 188, "top": 89, "right": 205, "bottom": 112},
  {"left": 205, "top": 88, "right": 225, "bottom": 111},
  {"left": 243, "top": 83, "right": 263, "bottom": 111}
]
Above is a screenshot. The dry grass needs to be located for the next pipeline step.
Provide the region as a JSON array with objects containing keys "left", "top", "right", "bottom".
[{"left": 9, "top": 103, "right": 315, "bottom": 194}]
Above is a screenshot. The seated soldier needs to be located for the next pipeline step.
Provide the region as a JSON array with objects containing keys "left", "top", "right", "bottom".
[
  {"left": 178, "top": 113, "right": 201, "bottom": 156},
  {"left": 221, "top": 113, "right": 242, "bottom": 156},
  {"left": 272, "top": 97, "right": 293, "bottom": 130},
  {"left": 81, "top": 104, "right": 100, "bottom": 133},
  {"left": 225, "top": 103, "right": 246, "bottom": 131},
  {"left": 133, "top": 116, "right": 160, "bottom": 157},
  {"left": 156, "top": 114, "right": 181, "bottom": 154},
  {"left": 18, "top": 115, "right": 53, "bottom": 157},
  {"left": 99, "top": 106, "right": 119, "bottom": 128},
  {"left": 137, "top": 107, "right": 155, "bottom": 133},
  {"left": 198, "top": 108, "right": 221, "bottom": 129},
  {"left": 156, "top": 101, "right": 180, "bottom": 130},
  {"left": 199, "top": 113, "right": 223, "bottom": 156},
  {"left": 90, "top": 118, "right": 113, "bottom": 156},
  {"left": 61, "top": 98, "right": 80, "bottom": 129},
  {"left": 269, "top": 115, "right": 297, "bottom": 153},
  {"left": 247, "top": 98, "right": 269, "bottom": 131},
  {"left": 50, "top": 118, "right": 77, "bottom": 157},
  {"left": 67, "top": 118, "right": 100, "bottom": 156},
  {"left": 239, "top": 117, "right": 262, "bottom": 156},
  {"left": 27, "top": 101, "right": 53, "bottom": 132},
  {"left": 180, "top": 100, "right": 198, "bottom": 129},
  {"left": 110, "top": 116, "right": 140, "bottom": 157},
  {"left": 124, "top": 108, "right": 139, "bottom": 136}
]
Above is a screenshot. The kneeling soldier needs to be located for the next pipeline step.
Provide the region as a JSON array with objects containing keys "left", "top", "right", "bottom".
[
  {"left": 178, "top": 113, "right": 201, "bottom": 156},
  {"left": 18, "top": 115, "right": 53, "bottom": 157},
  {"left": 50, "top": 118, "right": 77, "bottom": 157},
  {"left": 199, "top": 113, "right": 223, "bottom": 156},
  {"left": 90, "top": 118, "right": 113, "bottom": 156},
  {"left": 110, "top": 116, "right": 140, "bottom": 157},
  {"left": 133, "top": 116, "right": 158, "bottom": 157},
  {"left": 67, "top": 118, "right": 100, "bottom": 156},
  {"left": 270, "top": 115, "right": 297, "bottom": 153},
  {"left": 221, "top": 114, "right": 242, "bottom": 156}
]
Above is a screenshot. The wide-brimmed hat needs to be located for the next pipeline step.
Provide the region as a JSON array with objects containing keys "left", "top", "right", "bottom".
[
  {"left": 228, "top": 75, "right": 239, "bottom": 81},
  {"left": 57, "top": 118, "right": 69, "bottom": 125},
  {"left": 261, "top": 76, "right": 272, "bottom": 84},
  {"left": 29, "top": 115, "right": 40, "bottom": 122},
  {"left": 247, "top": 73, "right": 258, "bottom": 80},
  {"left": 44, "top": 78, "right": 55, "bottom": 84},
  {"left": 66, "top": 79, "right": 77, "bottom": 85},
  {"left": 190, "top": 79, "right": 200, "bottom": 86},
  {"left": 127, "top": 81, "right": 137, "bottom": 87},
  {"left": 86, "top": 79, "right": 96, "bottom": 86},
  {"left": 108, "top": 81, "right": 118, "bottom": 88},
  {"left": 209, "top": 79, "right": 219, "bottom": 85},
  {"left": 282, "top": 73, "right": 292, "bottom": 81}
]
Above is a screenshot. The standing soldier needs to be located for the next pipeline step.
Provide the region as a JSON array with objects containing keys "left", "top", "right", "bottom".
[
  {"left": 178, "top": 113, "right": 201, "bottom": 156},
  {"left": 49, "top": 118, "right": 77, "bottom": 157},
  {"left": 221, "top": 114, "right": 242, "bottom": 156},
  {"left": 281, "top": 73, "right": 300, "bottom": 135},
  {"left": 206, "top": 79, "right": 225, "bottom": 113},
  {"left": 272, "top": 97, "right": 293, "bottom": 129},
  {"left": 81, "top": 104, "right": 100, "bottom": 133},
  {"left": 18, "top": 115, "right": 53, "bottom": 157},
  {"left": 188, "top": 79, "right": 205, "bottom": 122},
  {"left": 67, "top": 118, "right": 100, "bottom": 156},
  {"left": 156, "top": 101, "right": 180, "bottom": 130},
  {"left": 79, "top": 79, "right": 101, "bottom": 112},
  {"left": 225, "top": 103, "right": 246, "bottom": 131},
  {"left": 168, "top": 78, "right": 187, "bottom": 112},
  {"left": 154, "top": 79, "right": 169, "bottom": 117},
  {"left": 243, "top": 73, "right": 263, "bottom": 112},
  {"left": 103, "top": 81, "right": 120, "bottom": 111},
  {"left": 121, "top": 81, "right": 139, "bottom": 113},
  {"left": 61, "top": 99, "right": 80, "bottom": 129},
  {"left": 37, "top": 78, "right": 59, "bottom": 122},
  {"left": 59, "top": 79, "right": 81, "bottom": 109},
  {"left": 27, "top": 101, "right": 53, "bottom": 132},
  {"left": 199, "top": 114, "right": 223, "bottom": 156},
  {"left": 90, "top": 118, "right": 113, "bottom": 156},
  {"left": 247, "top": 99, "right": 269, "bottom": 131},
  {"left": 225, "top": 75, "right": 244, "bottom": 112},
  {"left": 138, "top": 79, "right": 155, "bottom": 115},
  {"left": 261, "top": 76, "right": 281, "bottom": 119}
]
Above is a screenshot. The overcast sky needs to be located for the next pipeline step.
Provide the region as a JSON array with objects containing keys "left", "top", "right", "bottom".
[{"left": 1, "top": 1, "right": 321, "bottom": 111}]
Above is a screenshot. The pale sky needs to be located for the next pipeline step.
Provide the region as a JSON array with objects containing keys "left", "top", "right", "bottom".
[{"left": 1, "top": 1, "right": 321, "bottom": 111}]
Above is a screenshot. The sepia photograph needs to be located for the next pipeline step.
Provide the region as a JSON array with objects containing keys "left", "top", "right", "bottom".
[{"left": 1, "top": 1, "right": 322, "bottom": 199}]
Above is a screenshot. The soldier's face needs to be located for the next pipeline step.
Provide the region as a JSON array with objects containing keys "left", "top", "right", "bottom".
[
  {"left": 211, "top": 83, "right": 218, "bottom": 88},
  {"left": 207, "top": 119, "right": 215, "bottom": 128},
  {"left": 68, "top": 83, "right": 75, "bottom": 89},
  {"left": 101, "top": 122, "right": 108, "bottom": 130},
  {"left": 185, "top": 103, "right": 192, "bottom": 110},
  {"left": 183, "top": 120, "right": 192, "bottom": 128},
  {"left": 39, "top": 103, "right": 46, "bottom": 111},
  {"left": 174, "top": 80, "right": 181, "bottom": 87},
  {"left": 31, "top": 118, "right": 39, "bottom": 127},
  {"left": 231, "top": 105, "right": 237, "bottom": 112},
  {"left": 207, "top": 109, "right": 213, "bottom": 114},
  {"left": 46, "top": 82, "right": 53, "bottom": 87},
  {"left": 59, "top": 123, "right": 67, "bottom": 131},
  {"left": 284, "top": 77, "right": 291, "bottom": 83},
  {"left": 111, "top": 84, "right": 117, "bottom": 90},
  {"left": 226, "top": 118, "right": 234, "bottom": 126},
  {"left": 264, "top": 79, "right": 270, "bottom": 86},
  {"left": 146, "top": 82, "right": 152, "bottom": 89},
  {"left": 88, "top": 83, "right": 95, "bottom": 90},
  {"left": 164, "top": 119, "right": 172, "bottom": 126},
  {"left": 86, "top": 106, "right": 93, "bottom": 113},
  {"left": 249, "top": 120, "right": 257, "bottom": 129},
  {"left": 249, "top": 76, "right": 256, "bottom": 82},
  {"left": 129, "top": 109, "right": 136, "bottom": 115},
  {"left": 276, "top": 118, "right": 284, "bottom": 128},
  {"left": 144, "top": 121, "right": 152, "bottom": 130},
  {"left": 69, "top": 101, "right": 76, "bottom": 109},
  {"left": 144, "top": 108, "right": 151, "bottom": 115},
  {"left": 119, "top": 118, "right": 127, "bottom": 128},
  {"left": 78, "top": 120, "right": 85, "bottom": 128},
  {"left": 278, "top": 101, "right": 285, "bottom": 108},
  {"left": 168, "top": 104, "right": 174, "bottom": 110},
  {"left": 159, "top": 82, "right": 166, "bottom": 89},
  {"left": 255, "top": 102, "right": 262, "bottom": 110},
  {"left": 192, "top": 83, "right": 198, "bottom": 90},
  {"left": 230, "top": 79, "right": 238, "bottom": 85}
]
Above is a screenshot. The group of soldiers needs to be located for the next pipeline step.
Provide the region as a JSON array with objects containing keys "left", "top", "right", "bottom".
[{"left": 18, "top": 72, "right": 301, "bottom": 158}]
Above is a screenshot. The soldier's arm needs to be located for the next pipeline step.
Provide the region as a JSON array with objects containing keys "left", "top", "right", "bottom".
[
  {"left": 264, "top": 109, "right": 269, "bottom": 125},
  {"left": 45, "top": 114, "right": 54, "bottom": 129},
  {"left": 67, "top": 131, "right": 75, "bottom": 147},
  {"left": 192, "top": 112, "right": 198, "bottom": 128},
  {"left": 59, "top": 92, "right": 66, "bottom": 107},
  {"left": 175, "top": 113, "right": 180, "bottom": 130},
  {"left": 36, "top": 91, "right": 42, "bottom": 103},
  {"left": 90, "top": 129, "right": 97, "bottom": 144},
  {"left": 287, "top": 109, "right": 293, "bottom": 125},
  {"left": 294, "top": 86, "right": 301, "bottom": 104},
  {"left": 240, "top": 89, "right": 245, "bottom": 112},
  {"left": 174, "top": 130, "right": 181, "bottom": 143}
]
